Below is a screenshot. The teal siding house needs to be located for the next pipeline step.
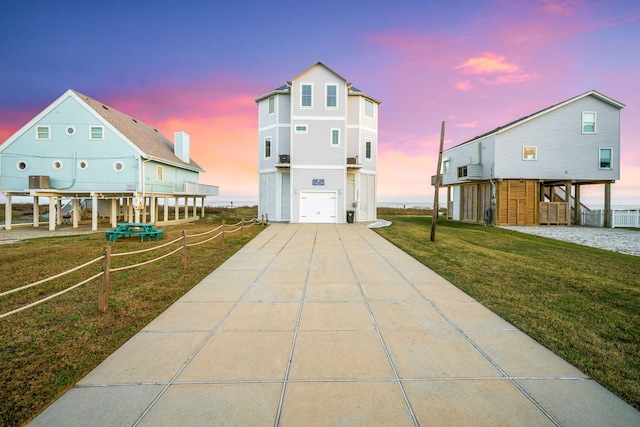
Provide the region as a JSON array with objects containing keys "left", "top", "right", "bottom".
[{"left": 0, "top": 89, "right": 218, "bottom": 231}]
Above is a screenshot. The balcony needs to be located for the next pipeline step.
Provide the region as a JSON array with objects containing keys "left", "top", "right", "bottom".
[{"left": 178, "top": 182, "right": 220, "bottom": 196}]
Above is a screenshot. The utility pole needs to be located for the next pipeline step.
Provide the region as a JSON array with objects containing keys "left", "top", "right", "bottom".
[{"left": 430, "top": 121, "right": 445, "bottom": 242}]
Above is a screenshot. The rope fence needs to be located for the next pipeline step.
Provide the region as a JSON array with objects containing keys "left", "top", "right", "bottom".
[{"left": 1, "top": 217, "right": 266, "bottom": 319}]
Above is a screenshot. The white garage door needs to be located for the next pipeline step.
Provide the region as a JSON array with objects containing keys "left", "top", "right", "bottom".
[{"left": 300, "top": 192, "right": 337, "bottom": 223}]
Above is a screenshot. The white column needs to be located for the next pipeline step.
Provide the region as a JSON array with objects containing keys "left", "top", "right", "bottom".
[
  {"left": 175, "top": 197, "right": 179, "bottom": 221},
  {"left": 33, "top": 196, "right": 39, "bottom": 228},
  {"left": 49, "top": 197, "right": 56, "bottom": 231},
  {"left": 201, "top": 197, "right": 205, "bottom": 217},
  {"left": 5, "top": 195, "right": 12, "bottom": 230},
  {"left": 150, "top": 196, "right": 156, "bottom": 224},
  {"left": 164, "top": 197, "right": 169, "bottom": 222},
  {"left": 73, "top": 199, "right": 80, "bottom": 228},
  {"left": 56, "top": 198, "right": 63, "bottom": 226},
  {"left": 91, "top": 193, "right": 98, "bottom": 231},
  {"left": 111, "top": 199, "right": 118, "bottom": 227},
  {"left": 192, "top": 197, "right": 197, "bottom": 217},
  {"left": 142, "top": 197, "right": 148, "bottom": 223}
]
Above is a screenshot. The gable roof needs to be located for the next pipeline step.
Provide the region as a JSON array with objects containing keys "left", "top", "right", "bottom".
[
  {"left": 451, "top": 90, "right": 625, "bottom": 149},
  {"left": 1, "top": 89, "right": 204, "bottom": 172},
  {"left": 254, "top": 62, "right": 381, "bottom": 105}
]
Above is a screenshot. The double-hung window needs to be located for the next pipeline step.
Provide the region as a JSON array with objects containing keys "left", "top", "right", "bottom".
[
  {"left": 157, "top": 166, "right": 164, "bottom": 182},
  {"left": 301, "top": 84, "right": 312, "bottom": 107},
  {"left": 90, "top": 126, "right": 104, "bottom": 140},
  {"left": 599, "top": 148, "right": 612, "bottom": 169},
  {"left": 265, "top": 137, "right": 271, "bottom": 158},
  {"left": 268, "top": 96, "right": 275, "bottom": 114},
  {"left": 364, "top": 99, "right": 374, "bottom": 117},
  {"left": 582, "top": 111, "right": 596, "bottom": 134},
  {"left": 36, "top": 126, "right": 50, "bottom": 140},
  {"left": 331, "top": 129, "right": 340, "bottom": 146},
  {"left": 326, "top": 85, "right": 337, "bottom": 108},
  {"left": 365, "top": 139, "right": 372, "bottom": 159},
  {"left": 457, "top": 165, "right": 468, "bottom": 178}
]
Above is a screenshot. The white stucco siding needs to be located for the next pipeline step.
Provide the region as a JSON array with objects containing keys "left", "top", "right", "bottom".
[{"left": 494, "top": 97, "right": 621, "bottom": 180}]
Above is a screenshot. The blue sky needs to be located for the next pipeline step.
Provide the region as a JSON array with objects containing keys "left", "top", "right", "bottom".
[{"left": 1, "top": 0, "right": 639, "bottom": 204}]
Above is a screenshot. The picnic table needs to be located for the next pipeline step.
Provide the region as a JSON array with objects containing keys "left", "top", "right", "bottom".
[{"left": 105, "top": 223, "right": 164, "bottom": 242}]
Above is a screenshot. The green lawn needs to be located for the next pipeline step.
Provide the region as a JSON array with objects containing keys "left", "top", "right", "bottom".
[
  {"left": 373, "top": 214, "right": 639, "bottom": 411},
  {"left": 0, "top": 208, "right": 262, "bottom": 427}
]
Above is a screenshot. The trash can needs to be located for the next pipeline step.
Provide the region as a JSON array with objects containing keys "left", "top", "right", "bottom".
[{"left": 346, "top": 210, "right": 355, "bottom": 223}]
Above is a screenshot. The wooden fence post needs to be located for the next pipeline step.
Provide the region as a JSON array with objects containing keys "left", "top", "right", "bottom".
[
  {"left": 181, "top": 230, "right": 187, "bottom": 270},
  {"left": 99, "top": 246, "right": 111, "bottom": 312}
]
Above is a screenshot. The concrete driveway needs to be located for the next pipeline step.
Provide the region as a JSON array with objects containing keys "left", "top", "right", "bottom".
[{"left": 29, "top": 223, "right": 640, "bottom": 426}]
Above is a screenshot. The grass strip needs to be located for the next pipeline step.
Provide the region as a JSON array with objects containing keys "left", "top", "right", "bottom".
[
  {"left": 0, "top": 208, "right": 262, "bottom": 426},
  {"left": 373, "top": 211, "right": 639, "bottom": 411}
]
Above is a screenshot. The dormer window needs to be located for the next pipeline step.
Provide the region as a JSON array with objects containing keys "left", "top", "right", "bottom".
[{"left": 582, "top": 111, "right": 596, "bottom": 134}]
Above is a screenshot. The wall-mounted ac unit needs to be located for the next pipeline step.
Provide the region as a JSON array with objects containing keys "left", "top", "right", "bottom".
[
  {"left": 279, "top": 154, "right": 290, "bottom": 164},
  {"left": 29, "top": 175, "right": 50, "bottom": 189},
  {"left": 347, "top": 157, "right": 358, "bottom": 164}
]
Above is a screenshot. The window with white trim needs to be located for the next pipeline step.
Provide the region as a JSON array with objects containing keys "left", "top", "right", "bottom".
[
  {"left": 582, "top": 111, "right": 596, "bottom": 134},
  {"left": 599, "top": 148, "right": 612, "bottom": 169},
  {"left": 65, "top": 125, "right": 76, "bottom": 136},
  {"left": 457, "top": 165, "right": 468, "bottom": 178},
  {"left": 442, "top": 160, "right": 450, "bottom": 174},
  {"left": 364, "top": 99, "right": 374, "bottom": 117},
  {"left": 90, "top": 126, "right": 104, "bottom": 140},
  {"left": 265, "top": 137, "right": 271, "bottom": 158},
  {"left": 268, "top": 96, "right": 275, "bottom": 114},
  {"left": 365, "top": 139, "right": 372, "bottom": 159},
  {"left": 331, "top": 129, "right": 340, "bottom": 146},
  {"left": 294, "top": 124, "right": 308, "bottom": 133},
  {"left": 326, "top": 84, "right": 337, "bottom": 108},
  {"left": 157, "top": 165, "right": 164, "bottom": 182},
  {"left": 36, "top": 126, "right": 50, "bottom": 140},
  {"left": 523, "top": 146, "right": 537, "bottom": 160},
  {"left": 16, "top": 161, "right": 28, "bottom": 171},
  {"left": 301, "top": 84, "right": 312, "bottom": 107}
]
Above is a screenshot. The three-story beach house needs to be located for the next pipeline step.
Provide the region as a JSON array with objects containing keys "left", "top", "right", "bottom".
[{"left": 255, "top": 62, "right": 381, "bottom": 223}]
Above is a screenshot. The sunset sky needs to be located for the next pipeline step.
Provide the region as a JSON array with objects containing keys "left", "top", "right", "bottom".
[{"left": 1, "top": 0, "right": 639, "bottom": 206}]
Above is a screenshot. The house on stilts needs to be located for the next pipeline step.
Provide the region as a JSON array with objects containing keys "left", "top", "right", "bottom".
[
  {"left": 436, "top": 90, "right": 625, "bottom": 227},
  {"left": 0, "top": 89, "right": 219, "bottom": 231}
]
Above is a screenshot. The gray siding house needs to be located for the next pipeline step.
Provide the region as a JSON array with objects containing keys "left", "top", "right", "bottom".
[
  {"left": 255, "top": 62, "right": 381, "bottom": 223},
  {"left": 0, "top": 89, "right": 219, "bottom": 231},
  {"left": 438, "top": 90, "right": 624, "bottom": 226}
]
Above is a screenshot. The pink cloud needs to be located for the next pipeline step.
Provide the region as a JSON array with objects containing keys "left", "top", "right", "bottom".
[
  {"left": 537, "top": 0, "right": 583, "bottom": 17},
  {"left": 454, "top": 52, "right": 520, "bottom": 74},
  {"left": 456, "top": 121, "right": 478, "bottom": 128}
]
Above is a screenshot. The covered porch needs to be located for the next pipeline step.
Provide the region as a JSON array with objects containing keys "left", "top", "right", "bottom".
[{"left": 2, "top": 185, "right": 218, "bottom": 232}]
